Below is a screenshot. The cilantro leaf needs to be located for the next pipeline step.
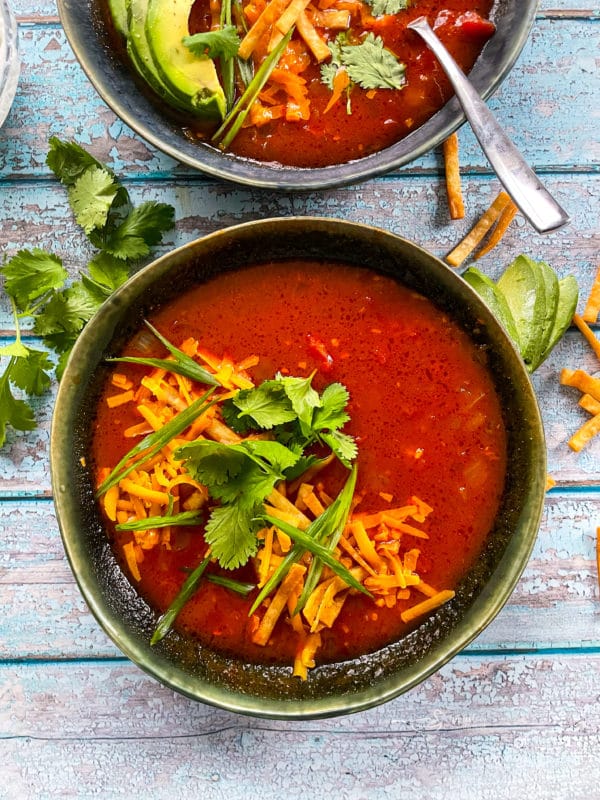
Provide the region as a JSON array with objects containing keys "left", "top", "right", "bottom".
[
  {"left": 34, "top": 282, "right": 100, "bottom": 345},
  {"left": 54, "top": 350, "right": 73, "bottom": 382},
  {"left": 9, "top": 349, "right": 53, "bottom": 395},
  {"left": 46, "top": 137, "right": 108, "bottom": 186},
  {"left": 242, "top": 439, "right": 300, "bottom": 474},
  {"left": 0, "top": 361, "right": 37, "bottom": 447},
  {"left": 277, "top": 374, "right": 321, "bottom": 431},
  {"left": 320, "top": 62, "right": 339, "bottom": 92},
  {"left": 68, "top": 167, "right": 120, "bottom": 234},
  {"left": 177, "top": 439, "right": 248, "bottom": 491},
  {"left": 320, "top": 430, "right": 358, "bottom": 468},
  {"left": 312, "top": 382, "right": 350, "bottom": 431},
  {"left": 0, "top": 341, "right": 30, "bottom": 359},
  {"left": 232, "top": 381, "right": 297, "bottom": 428},
  {"left": 179, "top": 438, "right": 299, "bottom": 501},
  {"left": 183, "top": 26, "right": 241, "bottom": 60},
  {"left": 340, "top": 34, "right": 406, "bottom": 90},
  {"left": 1, "top": 249, "right": 68, "bottom": 310},
  {"left": 87, "top": 252, "right": 131, "bottom": 291},
  {"left": 101, "top": 201, "right": 175, "bottom": 261},
  {"left": 364, "top": 0, "right": 409, "bottom": 15},
  {"left": 203, "top": 503, "right": 260, "bottom": 569}
]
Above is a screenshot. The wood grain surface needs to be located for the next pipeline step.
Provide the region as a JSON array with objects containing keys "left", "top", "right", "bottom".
[{"left": 0, "top": 1, "right": 599, "bottom": 798}]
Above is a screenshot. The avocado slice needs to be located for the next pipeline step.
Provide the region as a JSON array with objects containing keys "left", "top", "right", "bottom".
[
  {"left": 146, "top": 0, "right": 226, "bottom": 122},
  {"left": 126, "top": 0, "right": 192, "bottom": 113},
  {"left": 108, "top": 0, "right": 129, "bottom": 37},
  {"left": 497, "top": 254, "right": 547, "bottom": 371},
  {"left": 536, "top": 258, "right": 560, "bottom": 358},
  {"left": 539, "top": 275, "right": 578, "bottom": 366},
  {"left": 462, "top": 266, "right": 521, "bottom": 348}
]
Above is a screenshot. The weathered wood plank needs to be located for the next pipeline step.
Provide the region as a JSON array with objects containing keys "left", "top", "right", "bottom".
[
  {"left": 1, "top": 654, "right": 599, "bottom": 800},
  {"left": 0, "top": 491, "right": 598, "bottom": 659},
  {"left": 0, "top": 19, "right": 598, "bottom": 180},
  {"left": 0, "top": 174, "right": 597, "bottom": 284}
]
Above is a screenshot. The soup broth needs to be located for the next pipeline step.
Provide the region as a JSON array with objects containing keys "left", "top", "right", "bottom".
[
  {"left": 100, "top": 0, "right": 495, "bottom": 168},
  {"left": 91, "top": 261, "right": 507, "bottom": 669}
]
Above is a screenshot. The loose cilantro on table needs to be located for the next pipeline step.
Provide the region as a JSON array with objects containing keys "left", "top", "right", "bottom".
[{"left": 0, "top": 138, "right": 175, "bottom": 447}]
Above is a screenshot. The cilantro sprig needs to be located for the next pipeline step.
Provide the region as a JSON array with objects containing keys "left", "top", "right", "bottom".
[
  {"left": 183, "top": 26, "right": 241, "bottom": 61},
  {"left": 175, "top": 373, "right": 357, "bottom": 571},
  {"left": 364, "top": 0, "right": 409, "bottom": 16},
  {"left": 0, "top": 138, "right": 175, "bottom": 447},
  {"left": 321, "top": 33, "right": 406, "bottom": 114}
]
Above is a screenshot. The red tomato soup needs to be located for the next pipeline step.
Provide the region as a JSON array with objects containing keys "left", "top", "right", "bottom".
[
  {"left": 91, "top": 262, "right": 507, "bottom": 671},
  {"left": 200, "top": 1, "right": 496, "bottom": 167},
  {"left": 103, "top": 0, "right": 495, "bottom": 168}
]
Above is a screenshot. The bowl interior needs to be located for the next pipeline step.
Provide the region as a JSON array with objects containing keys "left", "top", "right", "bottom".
[
  {"left": 51, "top": 218, "right": 546, "bottom": 718},
  {"left": 57, "top": 0, "right": 538, "bottom": 189}
]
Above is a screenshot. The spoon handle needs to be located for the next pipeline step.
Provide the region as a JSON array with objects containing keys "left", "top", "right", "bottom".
[{"left": 408, "top": 16, "right": 570, "bottom": 234}]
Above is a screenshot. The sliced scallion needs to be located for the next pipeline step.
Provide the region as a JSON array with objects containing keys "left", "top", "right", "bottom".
[{"left": 95, "top": 389, "right": 217, "bottom": 498}]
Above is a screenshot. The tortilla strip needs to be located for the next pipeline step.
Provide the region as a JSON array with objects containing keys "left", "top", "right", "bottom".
[
  {"left": 443, "top": 133, "right": 465, "bottom": 220},
  {"left": 446, "top": 191, "right": 511, "bottom": 267}
]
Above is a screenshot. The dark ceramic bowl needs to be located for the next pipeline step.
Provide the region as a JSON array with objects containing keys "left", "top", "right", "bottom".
[
  {"left": 57, "top": 0, "right": 537, "bottom": 189},
  {"left": 51, "top": 217, "right": 546, "bottom": 718}
]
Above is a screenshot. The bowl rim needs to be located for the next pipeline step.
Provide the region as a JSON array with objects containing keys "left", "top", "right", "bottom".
[
  {"left": 0, "top": 0, "right": 20, "bottom": 129},
  {"left": 56, "top": 0, "right": 539, "bottom": 190},
  {"left": 50, "top": 217, "right": 547, "bottom": 718}
]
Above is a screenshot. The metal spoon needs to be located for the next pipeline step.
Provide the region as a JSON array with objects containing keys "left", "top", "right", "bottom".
[{"left": 407, "top": 16, "right": 570, "bottom": 234}]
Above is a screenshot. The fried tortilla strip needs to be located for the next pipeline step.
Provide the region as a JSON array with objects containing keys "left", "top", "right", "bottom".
[
  {"left": 579, "top": 394, "right": 600, "bottom": 415},
  {"left": 446, "top": 191, "right": 511, "bottom": 267},
  {"left": 238, "top": 0, "right": 292, "bottom": 59},
  {"left": 474, "top": 199, "right": 518, "bottom": 259},
  {"left": 582, "top": 264, "right": 600, "bottom": 323},
  {"left": 568, "top": 413, "right": 600, "bottom": 452},
  {"left": 296, "top": 10, "right": 331, "bottom": 61},
  {"left": 443, "top": 133, "right": 465, "bottom": 220},
  {"left": 560, "top": 368, "right": 600, "bottom": 402},
  {"left": 573, "top": 313, "right": 600, "bottom": 360}
]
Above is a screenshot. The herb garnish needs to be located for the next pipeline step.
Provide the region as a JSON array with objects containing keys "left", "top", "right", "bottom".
[
  {"left": 115, "top": 510, "right": 204, "bottom": 531},
  {"left": 175, "top": 373, "right": 357, "bottom": 570},
  {"left": 249, "top": 463, "right": 361, "bottom": 615},
  {"left": 0, "top": 138, "right": 175, "bottom": 447},
  {"left": 183, "top": 26, "right": 241, "bottom": 61},
  {"left": 96, "top": 388, "right": 218, "bottom": 498},
  {"left": 321, "top": 33, "right": 406, "bottom": 113},
  {"left": 107, "top": 321, "right": 219, "bottom": 386},
  {"left": 212, "top": 29, "right": 293, "bottom": 148},
  {"left": 364, "top": 0, "right": 409, "bottom": 16}
]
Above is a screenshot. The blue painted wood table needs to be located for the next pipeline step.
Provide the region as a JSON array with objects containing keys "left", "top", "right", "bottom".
[{"left": 0, "top": 2, "right": 599, "bottom": 797}]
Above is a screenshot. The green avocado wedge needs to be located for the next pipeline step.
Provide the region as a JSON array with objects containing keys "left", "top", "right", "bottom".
[
  {"left": 465, "top": 255, "right": 579, "bottom": 374},
  {"left": 462, "top": 267, "right": 521, "bottom": 349},
  {"left": 539, "top": 275, "right": 579, "bottom": 365},
  {"left": 126, "top": 0, "right": 193, "bottom": 113},
  {"left": 146, "top": 0, "right": 226, "bottom": 122},
  {"left": 536, "top": 258, "right": 560, "bottom": 358},
  {"left": 108, "top": 0, "right": 129, "bottom": 37},
  {"left": 497, "top": 254, "right": 547, "bottom": 371}
]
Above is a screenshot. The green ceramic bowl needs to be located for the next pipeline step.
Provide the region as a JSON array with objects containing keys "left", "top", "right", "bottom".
[{"left": 50, "top": 218, "right": 546, "bottom": 719}]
